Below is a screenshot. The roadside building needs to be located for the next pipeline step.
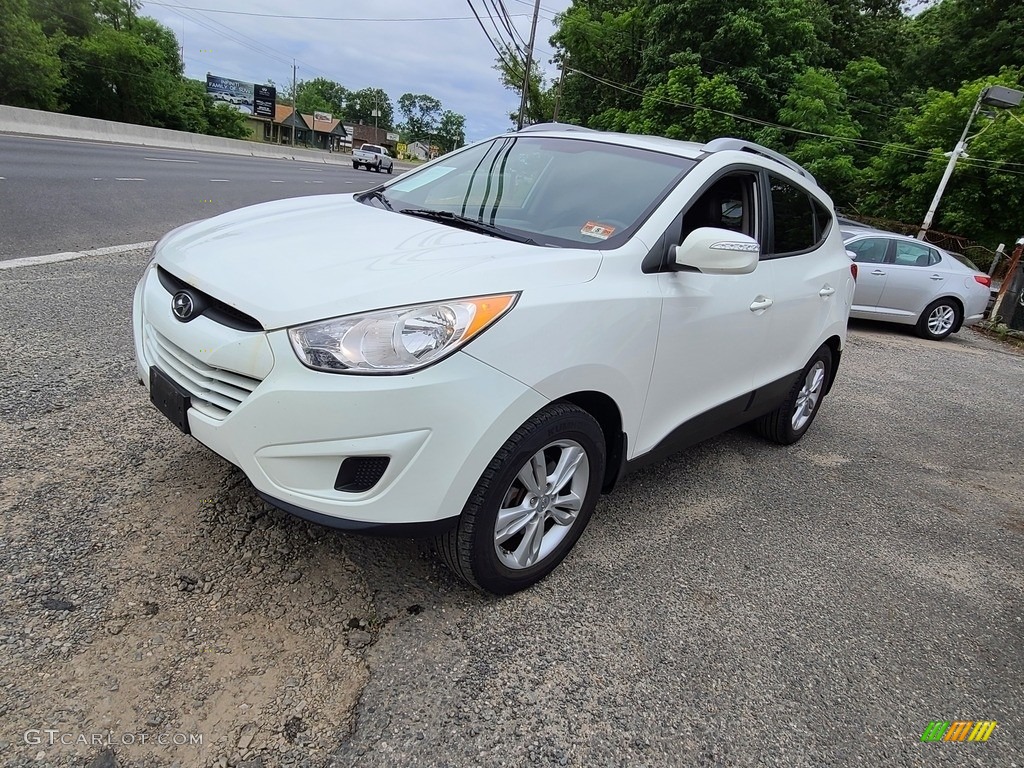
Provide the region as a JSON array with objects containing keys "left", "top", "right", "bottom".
[
  {"left": 249, "top": 106, "right": 347, "bottom": 149},
  {"left": 407, "top": 141, "right": 431, "bottom": 161},
  {"left": 348, "top": 124, "right": 398, "bottom": 154}
]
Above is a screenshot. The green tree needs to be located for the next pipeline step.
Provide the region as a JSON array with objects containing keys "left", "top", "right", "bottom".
[
  {"left": 493, "top": 43, "right": 555, "bottom": 125},
  {"left": 61, "top": 18, "right": 183, "bottom": 126},
  {"left": 436, "top": 110, "right": 466, "bottom": 152},
  {"left": 344, "top": 87, "right": 394, "bottom": 128},
  {"left": 93, "top": 0, "right": 142, "bottom": 31},
  {"left": 178, "top": 78, "right": 210, "bottom": 134},
  {"left": 902, "top": 0, "right": 1024, "bottom": 93},
  {"left": 0, "top": 0, "right": 65, "bottom": 110},
  {"left": 292, "top": 77, "right": 349, "bottom": 117},
  {"left": 28, "top": 0, "right": 96, "bottom": 38},
  {"left": 862, "top": 71, "right": 1024, "bottom": 250},
  {"left": 206, "top": 101, "right": 250, "bottom": 139},
  {"left": 397, "top": 93, "right": 443, "bottom": 140}
]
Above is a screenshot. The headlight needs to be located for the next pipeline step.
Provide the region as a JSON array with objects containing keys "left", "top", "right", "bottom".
[{"left": 288, "top": 293, "right": 519, "bottom": 374}]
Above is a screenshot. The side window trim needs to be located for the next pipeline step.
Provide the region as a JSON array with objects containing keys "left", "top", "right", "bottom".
[
  {"left": 762, "top": 172, "right": 832, "bottom": 260},
  {"left": 643, "top": 163, "right": 763, "bottom": 273}
]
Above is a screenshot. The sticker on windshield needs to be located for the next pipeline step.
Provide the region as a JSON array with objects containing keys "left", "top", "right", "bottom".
[
  {"left": 580, "top": 221, "right": 616, "bottom": 239},
  {"left": 388, "top": 165, "right": 457, "bottom": 193}
]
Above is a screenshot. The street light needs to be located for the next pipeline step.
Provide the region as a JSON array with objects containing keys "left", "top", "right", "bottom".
[{"left": 917, "top": 85, "right": 1024, "bottom": 240}]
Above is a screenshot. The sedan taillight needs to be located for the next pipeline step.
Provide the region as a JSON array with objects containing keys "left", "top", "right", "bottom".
[
  {"left": 851, "top": 263, "right": 858, "bottom": 281},
  {"left": 974, "top": 275, "right": 992, "bottom": 287}
]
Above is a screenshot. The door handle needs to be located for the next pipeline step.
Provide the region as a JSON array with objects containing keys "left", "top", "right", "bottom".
[
  {"left": 749, "top": 296, "right": 774, "bottom": 312},
  {"left": 870, "top": 269, "right": 886, "bottom": 275},
  {"left": 819, "top": 284, "right": 836, "bottom": 297},
  {"left": 929, "top": 274, "right": 944, "bottom": 281}
]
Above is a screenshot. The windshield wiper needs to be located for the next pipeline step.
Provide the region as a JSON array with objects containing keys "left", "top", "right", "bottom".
[
  {"left": 359, "top": 189, "right": 393, "bottom": 211},
  {"left": 399, "top": 208, "right": 536, "bottom": 245}
]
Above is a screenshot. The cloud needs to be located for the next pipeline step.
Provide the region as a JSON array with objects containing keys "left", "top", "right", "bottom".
[{"left": 143, "top": 0, "right": 569, "bottom": 141}]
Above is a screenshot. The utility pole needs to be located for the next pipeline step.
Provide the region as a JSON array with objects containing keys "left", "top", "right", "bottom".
[
  {"left": 917, "top": 89, "right": 986, "bottom": 241},
  {"left": 517, "top": 0, "right": 541, "bottom": 130},
  {"left": 552, "top": 57, "right": 567, "bottom": 123},
  {"left": 292, "top": 59, "right": 299, "bottom": 145},
  {"left": 918, "top": 84, "right": 1023, "bottom": 240}
]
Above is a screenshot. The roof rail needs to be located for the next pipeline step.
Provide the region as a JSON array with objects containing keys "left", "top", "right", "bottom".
[
  {"left": 517, "top": 122, "right": 597, "bottom": 133},
  {"left": 702, "top": 137, "right": 816, "bottom": 184}
]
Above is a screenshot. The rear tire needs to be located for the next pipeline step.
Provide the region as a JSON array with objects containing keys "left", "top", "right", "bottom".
[
  {"left": 755, "top": 345, "right": 833, "bottom": 445},
  {"left": 916, "top": 298, "right": 961, "bottom": 341},
  {"left": 387, "top": 163, "right": 393, "bottom": 175},
  {"left": 374, "top": 161, "right": 381, "bottom": 173},
  {"left": 436, "top": 403, "right": 605, "bottom": 594}
]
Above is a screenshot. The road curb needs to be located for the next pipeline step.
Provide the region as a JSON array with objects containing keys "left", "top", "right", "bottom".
[{"left": 0, "top": 241, "right": 155, "bottom": 271}]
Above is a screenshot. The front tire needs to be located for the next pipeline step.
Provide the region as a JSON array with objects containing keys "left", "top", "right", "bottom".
[
  {"left": 436, "top": 403, "right": 605, "bottom": 594},
  {"left": 755, "top": 345, "right": 833, "bottom": 445},
  {"left": 916, "top": 298, "right": 961, "bottom": 341},
  {"left": 352, "top": 161, "right": 359, "bottom": 170}
]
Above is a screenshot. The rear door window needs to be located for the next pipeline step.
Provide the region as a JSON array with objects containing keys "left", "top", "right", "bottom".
[
  {"left": 846, "top": 238, "right": 890, "bottom": 264},
  {"left": 767, "top": 176, "right": 832, "bottom": 256},
  {"left": 893, "top": 240, "right": 940, "bottom": 267}
]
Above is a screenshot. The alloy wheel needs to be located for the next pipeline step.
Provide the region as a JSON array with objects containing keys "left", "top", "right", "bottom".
[
  {"left": 792, "top": 360, "right": 826, "bottom": 432},
  {"left": 927, "top": 304, "right": 956, "bottom": 336},
  {"left": 493, "top": 440, "right": 590, "bottom": 570}
]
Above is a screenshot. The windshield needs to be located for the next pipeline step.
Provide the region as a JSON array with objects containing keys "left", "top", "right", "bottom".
[{"left": 370, "top": 135, "right": 695, "bottom": 248}]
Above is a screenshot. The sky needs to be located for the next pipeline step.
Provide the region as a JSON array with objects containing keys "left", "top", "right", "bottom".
[{"left": 141, "top": 0, "right": 573, "bottom": 142}]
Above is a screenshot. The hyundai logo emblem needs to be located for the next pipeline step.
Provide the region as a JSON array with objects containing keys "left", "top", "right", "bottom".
[{"left": 172, "top": 291, "right": 195, "bottom": 321}]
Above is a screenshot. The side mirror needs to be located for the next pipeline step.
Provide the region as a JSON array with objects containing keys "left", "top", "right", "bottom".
[
  {"left": 845, "top": 249, "right": 857, "bottom": 260},
  {"left": 672, "top": 227, "right": 759, "bottom": 275}
]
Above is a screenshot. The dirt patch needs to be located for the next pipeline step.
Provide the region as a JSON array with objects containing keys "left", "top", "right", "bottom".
[{"left": 0, "top": 385, "right": 376, "bottom": 767}]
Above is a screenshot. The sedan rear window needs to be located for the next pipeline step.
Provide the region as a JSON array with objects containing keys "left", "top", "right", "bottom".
[{"left": 376, "top": 136, "right": 695, "bottom": 248}]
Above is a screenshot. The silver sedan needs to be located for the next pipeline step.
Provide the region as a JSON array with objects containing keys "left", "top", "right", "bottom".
[{"left": 843, "top": 230, "right": 991, "bottom": 341}]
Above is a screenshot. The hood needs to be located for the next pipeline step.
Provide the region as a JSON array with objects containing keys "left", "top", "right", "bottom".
[{"left": 155, "top": 195, "right": 602, "bottom": 329}]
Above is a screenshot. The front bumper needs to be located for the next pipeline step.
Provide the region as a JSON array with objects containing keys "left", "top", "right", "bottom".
[{"left": 133, "top": 265, "right": 548, "bottom": 527}]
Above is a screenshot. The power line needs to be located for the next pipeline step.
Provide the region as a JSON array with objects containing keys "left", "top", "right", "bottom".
[
  {"left": 146, "top": 2, "right": 529, "bottom": 23},
  {"left": 507, "top": 0, "right": 562, "bottom": 19},
  {"left": 528, "top": 5, "right": 949, "bottom": 134},
  {"left": 485, "top": 0, "right": 526, "bottom": 56},
  {"left": 565, "top": 67, "right": 1024, "bottom": 175},
  {"left": 497, "top": 0, "right": 530, "bottom": 49},
  {"left": 465, "top": 0, "right": 519, "bottom": 69},
  {"left": 162, "top": 0, "right": 355, "bottom": 85},
  {"left": 158, "top": 3, "right": 292, "bottom": 68}
]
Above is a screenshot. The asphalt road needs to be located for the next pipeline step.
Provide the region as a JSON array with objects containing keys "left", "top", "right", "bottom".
[
  {"left": 0, "top": 134, "right": 388, "bottom": 260},
  {"left": 1, "top": 247, "right": 1020, "bottom": 767}
]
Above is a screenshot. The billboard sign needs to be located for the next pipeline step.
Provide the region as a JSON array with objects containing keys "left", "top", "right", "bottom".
[
  {"left": 313, "top": 111, "right": 332, "bottom": 124},
  {"left": 252, "top": 84, "right": 275, "bottom": 118},
  {"left": 206, "top": 75, "right": 275, "bottom": 118}
]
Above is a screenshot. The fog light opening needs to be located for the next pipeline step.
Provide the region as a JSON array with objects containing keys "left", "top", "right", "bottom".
[{"left": 334, "top": 456, "right": 390, "bottom": 492}]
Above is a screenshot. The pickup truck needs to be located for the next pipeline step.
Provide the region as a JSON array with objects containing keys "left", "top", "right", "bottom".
[{"left": 352, "top": 144, "right": 394, "bottom": 174}]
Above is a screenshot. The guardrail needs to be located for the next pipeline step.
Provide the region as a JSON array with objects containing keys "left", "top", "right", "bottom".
[{"left": 0, "top": 105, "right": 413, "bottom": 167}]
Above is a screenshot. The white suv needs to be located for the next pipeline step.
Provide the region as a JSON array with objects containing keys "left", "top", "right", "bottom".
[{"left": 134, "top": 125, "right": 855, "bottom": 594}]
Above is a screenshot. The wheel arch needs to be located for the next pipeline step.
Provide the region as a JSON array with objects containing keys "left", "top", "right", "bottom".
[
  {"left": 556, "top": 391, "right": 625, "bottom": 493},
  {"left": 822, "top": 334, "right": 843, "bottom": 396}
]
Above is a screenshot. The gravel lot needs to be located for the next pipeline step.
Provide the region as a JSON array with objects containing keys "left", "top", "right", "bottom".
[{"left": 1, "top": 249, "right": 1021, "bottom": 768}]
